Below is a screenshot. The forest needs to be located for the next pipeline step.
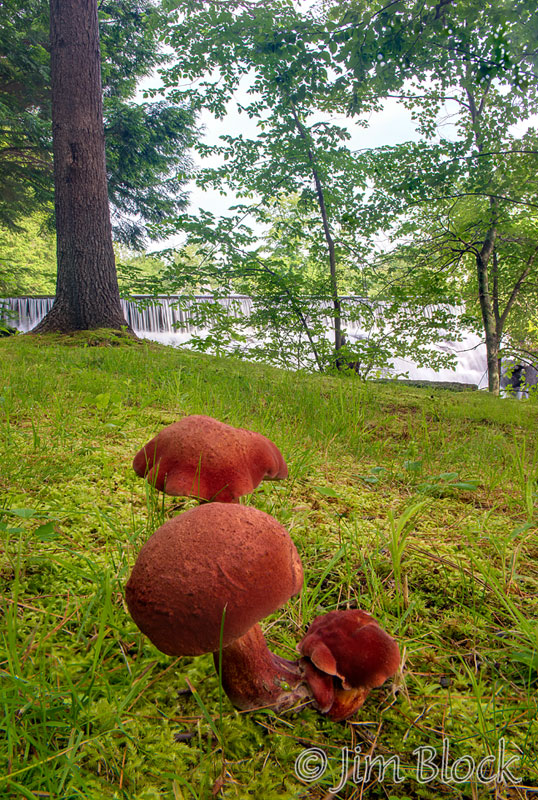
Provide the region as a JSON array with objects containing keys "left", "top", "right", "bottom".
[{"left": 1, "top": 0, "right": 537, "bottom": 391}]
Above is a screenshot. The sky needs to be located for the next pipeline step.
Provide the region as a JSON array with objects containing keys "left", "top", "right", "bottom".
[{"left": 191, "top": 96, "right": 418, "bottom": 214}]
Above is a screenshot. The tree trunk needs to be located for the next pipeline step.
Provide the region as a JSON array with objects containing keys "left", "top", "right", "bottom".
[
  {"left": 289, "top": 102, "right": 343, "bottom": 361},
  {"left": 464, "top": 83, "right": 501, "bottom": 393},
  {"left": 476, "top": 226, "right": 499, "bottom": 394},
  {"left": 311, "top": 164, "right": 343, "bottom": 356},
  {"left": 34, "top": 0, "right": 129, "bottom": 333}
]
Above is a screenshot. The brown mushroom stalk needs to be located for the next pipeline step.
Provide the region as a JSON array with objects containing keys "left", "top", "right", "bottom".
[
  {"left": 126, "top": 503, "right": 305, "bottom": 713},
  {"left": 214, "top": 623, "right": 308, "bottom": 711},
  {"left": 126, "top": 505, "right": 400, "bottom": 719}
]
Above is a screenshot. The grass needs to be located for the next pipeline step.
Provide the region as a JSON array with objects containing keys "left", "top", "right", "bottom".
[{"left": 0, "top": 330, "right": 537, "bottom": 800}]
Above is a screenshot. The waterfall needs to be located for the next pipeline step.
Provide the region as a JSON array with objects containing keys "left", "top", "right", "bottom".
[
  {"left": 2, "top": 296, "right": 56, "bottom": 332},
  {"left": 1, "top": 294, "right": 488, "bottom": 387},
  {"left": 120, "top": 295, "right": 253, "bottom": 343},
  {"left": 0, "top": 295, "right": 253, "bottom": 340}
]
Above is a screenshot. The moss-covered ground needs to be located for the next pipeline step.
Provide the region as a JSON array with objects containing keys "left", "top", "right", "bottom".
[{"left": 1, "top": 332, "right": 537, "bottom": 799}]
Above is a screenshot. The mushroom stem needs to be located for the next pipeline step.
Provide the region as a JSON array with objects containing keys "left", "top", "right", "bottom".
[{"left": 213, "top": 623, "right": 308, "bottom": 711}]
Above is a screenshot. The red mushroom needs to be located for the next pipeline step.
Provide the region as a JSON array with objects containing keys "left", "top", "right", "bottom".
[
  {"left": 298, "top": 609, "right": 400, "bottom": 721},
  {"left": 126, "top": 505, "right": 400, "bottom": 719},
  {"left": 132, "top": 415, "right": 288, "bottom": 503},
  {"left": 125, "top": 503, "right": 307, "bottom": 711}
]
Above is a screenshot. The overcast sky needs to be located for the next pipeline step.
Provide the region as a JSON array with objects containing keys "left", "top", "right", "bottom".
[{"left": 144, "top": 88, "right": 420, "bottom": 251}]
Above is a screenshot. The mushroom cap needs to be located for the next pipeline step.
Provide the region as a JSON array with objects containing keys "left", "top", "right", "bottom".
[
  {"left": 298, "top": 609, "right": 400, "bottom": 691},
  {"left": 125, "top": 503, "right": 303, "bottom": 656},
  {"left": 132, "top": 415, "right": 288, "bottom": 503}
]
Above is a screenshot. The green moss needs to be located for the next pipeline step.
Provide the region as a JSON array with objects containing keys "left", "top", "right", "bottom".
[{"left": 1, "top": 336, "right": 537, "bottom": 798}]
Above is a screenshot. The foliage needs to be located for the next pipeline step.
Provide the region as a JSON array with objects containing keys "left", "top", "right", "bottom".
[
  {"left": 0, "top": 0, "right": 51, "bottom": 230},
  {"left": 155, "top": 197, "right": 462, "bottom": 377},
  {"left": 0, "top": 226, "right": 175, "bottom": 299},
  {"left": 106, "top": 99, "right": 195, "bottom": 247},
  {"left": 0, "top": 212, "right": 56, "bottom": 295},
  {"left": 159, "top": 0, "right": 393, "bottom": 360},
  {"left": 154, "top": 0, "right": 515, "bottom": 376},
  {"left": 350, "top": 0, "right": 538, "bottom": 390},
  {"left": 3, "top": 0, "right": 536, "bottom": 373}
]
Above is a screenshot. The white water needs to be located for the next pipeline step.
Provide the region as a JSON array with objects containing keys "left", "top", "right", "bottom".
[{"left": 1, "top": 295, "right": 488, "bottom": 387}]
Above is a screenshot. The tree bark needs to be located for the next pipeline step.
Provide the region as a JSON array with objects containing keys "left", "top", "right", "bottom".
[
  {"left": 34, "top": 0, "right": 129, "bottom": 333},
  {"left": 289, "top": 102, "right": 343, "bottom": 360},
  {"left": 465, "top": 81, "right": 505, "bottom": 393},
  {"left": 476, "top": 221, "right": 499, "bottom": 394}
]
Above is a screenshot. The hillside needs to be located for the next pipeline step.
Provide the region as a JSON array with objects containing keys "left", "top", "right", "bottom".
[{"left": 1, "top": 332, "right": 537, "bottom": 799}]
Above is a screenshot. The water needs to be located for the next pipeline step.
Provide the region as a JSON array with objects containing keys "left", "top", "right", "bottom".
[{"left": 1, "top": 295, "right": 488, "bottom": 387}]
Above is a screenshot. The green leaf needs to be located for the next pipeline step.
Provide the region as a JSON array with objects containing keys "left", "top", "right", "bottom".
[
  {"left": 509, "top": 522, "right": 535, "bottom": 541},
  {"left": 34, "top": 521, "right": 59, "bottom": 541},
  {"left": 94, "top": 392, "right": 110, "bottom": 410},
  {"left": 0, "top": 524, "right": 25, "bottom": 534},
  {"left": 510, "top": 650, "right": 538, "bottom": 672},
  {"left": 313, "top": 486, "right": 340, "bottom": 498},
  {"left": 7, "top": 508, "right": 37, "bottom": 519},
  {"left": 403, "top": 460, "right": 423, "bottom": 472}
]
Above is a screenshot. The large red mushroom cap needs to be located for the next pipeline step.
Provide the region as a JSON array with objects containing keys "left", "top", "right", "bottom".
[
  {"left": 126, "top": 503, "right": 306, "bottom": 712},
  {"left": 132, "top": 415, "right": 288, "bottom": 503},
  {"left": 298, "top": 609, "right": 400, "bottom": 721},
  {"left": 125, "top": 503, "right": 303, "bottom": 657}
]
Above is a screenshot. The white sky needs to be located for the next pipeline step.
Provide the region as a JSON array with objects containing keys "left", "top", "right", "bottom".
[{"left": 191, "top": 96, "right": 418, "bottom": 211}]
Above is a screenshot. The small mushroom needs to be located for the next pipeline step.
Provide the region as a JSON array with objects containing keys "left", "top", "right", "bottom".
[
  {"left": 132, "top": 415, "right": 288, "bottom": 503},
  {"left": 298, "top": 609, "right": 400, "bottom": 721},
  {"left": 125, "top": 503, "right": 307, "bottom": 711}
]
